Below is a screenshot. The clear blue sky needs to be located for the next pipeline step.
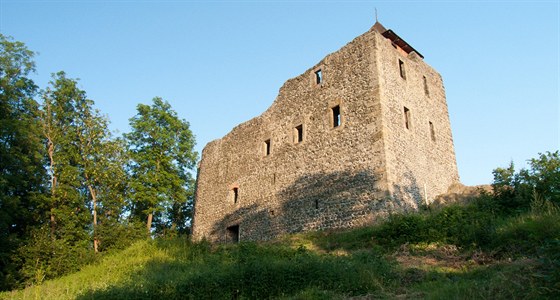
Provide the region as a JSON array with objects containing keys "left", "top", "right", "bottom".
[{"left": 1, "top": 1, "right": 558, "bottom": 186}]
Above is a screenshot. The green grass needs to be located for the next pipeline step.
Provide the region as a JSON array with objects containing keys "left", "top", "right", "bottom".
[{"left": 2, "top": 199, "right": 559, "bottom": 299}]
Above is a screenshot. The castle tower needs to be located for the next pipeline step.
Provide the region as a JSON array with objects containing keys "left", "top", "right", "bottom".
[{"left": 192, "top": 21, "right": 459, "bottom": 243}]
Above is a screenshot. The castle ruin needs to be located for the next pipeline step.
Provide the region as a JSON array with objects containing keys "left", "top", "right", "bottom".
[{"left": 192, "top": 21, "right": 459, "bottom": 243}]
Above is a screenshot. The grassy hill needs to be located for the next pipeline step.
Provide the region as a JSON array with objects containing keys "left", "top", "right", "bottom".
[{"left": 2, "top": 192, "right": 559, "bottom": 300}]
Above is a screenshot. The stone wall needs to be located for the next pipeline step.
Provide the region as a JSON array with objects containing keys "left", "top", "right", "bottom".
[
  {"left": 375, "top": 31, "right": 460, "bottom": 209},
  {"left": 193, "top": 23, "right": 459, "bottom": 243}
]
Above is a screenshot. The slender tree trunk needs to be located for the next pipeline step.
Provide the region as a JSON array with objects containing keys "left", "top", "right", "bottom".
[
  {"left": 44, "top": 101, "right": 57, "bottom": 241},
  {"left": 146, "top": 158, "right": 159, "bottom": 236},
  {"left": 47, "top": 139, "right": 56, "bottom": 240},
  {"left": 146, "top": 212, "right": 153, "bottom": 236},
  {"left": 50, "top": 209, "right": 56, "bottom": 240},
  {"left": 93, "top": 203, "right": 99, "bottom": 252},
  {"left": 87, "top": 183, "right": 99, "bottom": 253}
]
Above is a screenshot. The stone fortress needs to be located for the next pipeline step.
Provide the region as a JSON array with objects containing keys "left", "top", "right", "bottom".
[{"left": 193, "top": 21, "right": 459, "bottom": 243}]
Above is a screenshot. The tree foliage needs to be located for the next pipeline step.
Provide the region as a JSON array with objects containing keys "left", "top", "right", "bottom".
[
  {"left": 125, "top": 97, "right": 198, "bottom": 235},
  {"left": 21, "top": 72, "right": 145, "bottom": 284},
  {"left": 0, "top": 35, "right": 199, "bottom": 291},
  {"left": 0, "top": 34, "right": 45, "bottom": 290},
  {"left": 492, "top": 151, "right": 560, "bottom": 212},
  {"left": 40, "top": 72, "right": 92, "bottom": 243}
]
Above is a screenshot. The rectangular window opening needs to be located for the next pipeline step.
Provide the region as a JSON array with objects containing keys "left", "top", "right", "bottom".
[
  {"left": 314, "top": 199, "right": 319, "bottom": 209},
  {"left": 294, "top": 124, "right": 303, "bottom": 143},
  {"left": 232, "top": 187, "right": 239, "bottom": 204},
  {"left": 332, "top": 105, "right": 341, "bottom": 128},
  {"left": 315, "top": 69, "right": 323, "bottom": 84},
  {"left": 429, "top": 121, "right": 436, "bottom": 142},
  {"left": 404, "top": 107, "right": 411, "bottom": 130},
  {"left": 399, "top": 59, "right": 406, "bottom": 79},
  {"left": 226, "top": 225, "right": 239, "bottom": 243},
  {"left": 264, "top": 139, "right": 271, "bottom": 156},
  {"left": 423, "top": 76, "right": 429, "bottom": 96}
]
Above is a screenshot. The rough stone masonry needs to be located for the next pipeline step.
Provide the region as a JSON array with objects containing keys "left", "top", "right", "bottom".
[{"left": 192, "top": 21, "right": 460, "bottom": 243}]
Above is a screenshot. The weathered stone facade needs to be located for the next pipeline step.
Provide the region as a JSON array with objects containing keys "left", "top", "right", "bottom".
[{"left": 193, "top": 22, "right": 459, "bottom": 243}]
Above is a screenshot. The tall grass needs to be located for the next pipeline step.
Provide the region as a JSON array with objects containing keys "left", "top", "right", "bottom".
[{"left": 2, "top": 196, "right": 559, "bottom": 299}]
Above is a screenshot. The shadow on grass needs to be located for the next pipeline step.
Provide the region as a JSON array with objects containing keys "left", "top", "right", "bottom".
[
  {"left": 77, "top": 207, "right": 560, "bottom": 299},
  {"left": 76, "top": 239, "right": 398, "bottom": 300},
  {"left": 75, "top": 239, "right": 558, "bottom": 300}
]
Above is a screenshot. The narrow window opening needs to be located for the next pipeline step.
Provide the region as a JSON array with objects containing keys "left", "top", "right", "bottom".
[
  {"left": 315, "top": 69, "right": 323, "bottom": 84},
  {"left": 429, "top": 121, "right": 436, "bottom": 142},
  {"left": 423, "top": 76, "right": 429, "bottom": 96},
  {"left": 264, "top": 139, "right": 271, "bottom": 156},
  {"left": 232, "top": 187, "right": 239, "bottom": 204},
  {"left": 314, "top": 199, "right": 319, "bottom": 209},
  {"left": 332, "top": 105, "right": 341, "bottom": 128},
  {"left": 294, "top": 124, "right": 303, "bottom": 143},
  {"left": 399, "top": 59, "right": 406, "bottom": 79},
  {"left": 270, "top": 210, "right": 275, "bottom": 216},
  {"left": 226, "top": 225, "right": 240, "bottom": 243},
  {"left": 404, "top": 107, "right": 411, "bottom": 130}
]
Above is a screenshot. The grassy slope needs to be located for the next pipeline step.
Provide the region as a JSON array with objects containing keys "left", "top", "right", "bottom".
[{"left": 2, "top": 201, "right": 559, "bottom": 299}]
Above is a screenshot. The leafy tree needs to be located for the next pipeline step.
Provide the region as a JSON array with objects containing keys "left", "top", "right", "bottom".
[
  {"left": 83, "top": 136, "right": 140, "bottom": 252},
  {"left": 125, "top": 97, "right": 198, "bottom": 236},
  {"left": 0, "top": 34, "right": 45, "bottom": 290},
  {"left": 40, "top": 71, "right": 91, "bottom": 243},
  {"left": 18, "top": 72, "right": 143, "bottom": 285},
  {"left": 74, "top": 95, "right": 130, "bottom": 252},
  {"left": 20, "top": 72, "right": 126, "bottom": 284},
  {"left": 492, "top": 151, "right": 560, "bottom": 213},
  {"left": 522, "top": 151, "right": 560, "bottom": 205},
  {"left": 39, "top": 71, "right": 134, "bottom": 248}
]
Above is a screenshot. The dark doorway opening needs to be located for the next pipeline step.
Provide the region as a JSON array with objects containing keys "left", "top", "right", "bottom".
[{"left": 226, "top": 225, "right": 240, "bottom": 243}]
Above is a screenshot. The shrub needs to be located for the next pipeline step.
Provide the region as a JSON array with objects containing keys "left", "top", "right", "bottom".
[
  {"left": 374, "top": 213, "right": 428, "bottom": 247},
  {"left": 16, "top": 226, "right": 96, "bottom": 287}
]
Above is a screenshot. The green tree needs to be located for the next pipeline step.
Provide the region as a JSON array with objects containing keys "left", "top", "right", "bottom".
[
  {"left": 0, "top": 34, "right": 46, "bottom": 290},
  {"left": 19, "top": 72, "right": 138, "bottom": 284},
  {"left": 74, "top": 94, "right": 131, "bottom": 252},
  {"left": 40, "top": 71, "right": 91, "bottom": 243},
  {"left": 22, "top": 72, "right": 127, "bottom": 283},
  {"left": 125, "top": 97, "right": 198, "bottom": 236},
  {"left": 522, "top": 151, "right": 560, "bottom": 204},
  {"left": 40, "top": 71, "right": 135, "bottom": 249},
  {"left": 492, "top": 151, "right": 560, "bottom": 213}
]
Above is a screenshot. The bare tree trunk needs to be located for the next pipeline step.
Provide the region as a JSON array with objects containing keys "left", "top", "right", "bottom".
[
  {"left": 146, "top": 213, "right": 153, "bottom": 237},
  {"left": 44, "top": 101, "right": 57, "bottom": 241},
  {"left": 47, "top": 138, "right": 56, "bottom": 240},
  {"left": 50, "top": 209, "right": 56, "bottom": 239},
  {"left": 147, "top": 159, "right": 159, "bottom": 236},
  {"left": 87, "top": 183, "right": 99, "bottom": 253},
  {"left": 93, "top": 204, "right": 99, "bottom": 252}
]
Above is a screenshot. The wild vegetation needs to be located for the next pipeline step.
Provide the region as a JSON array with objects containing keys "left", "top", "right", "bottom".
[{"left": 2, "top": 152, "right": 559, "bottom": 299}]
